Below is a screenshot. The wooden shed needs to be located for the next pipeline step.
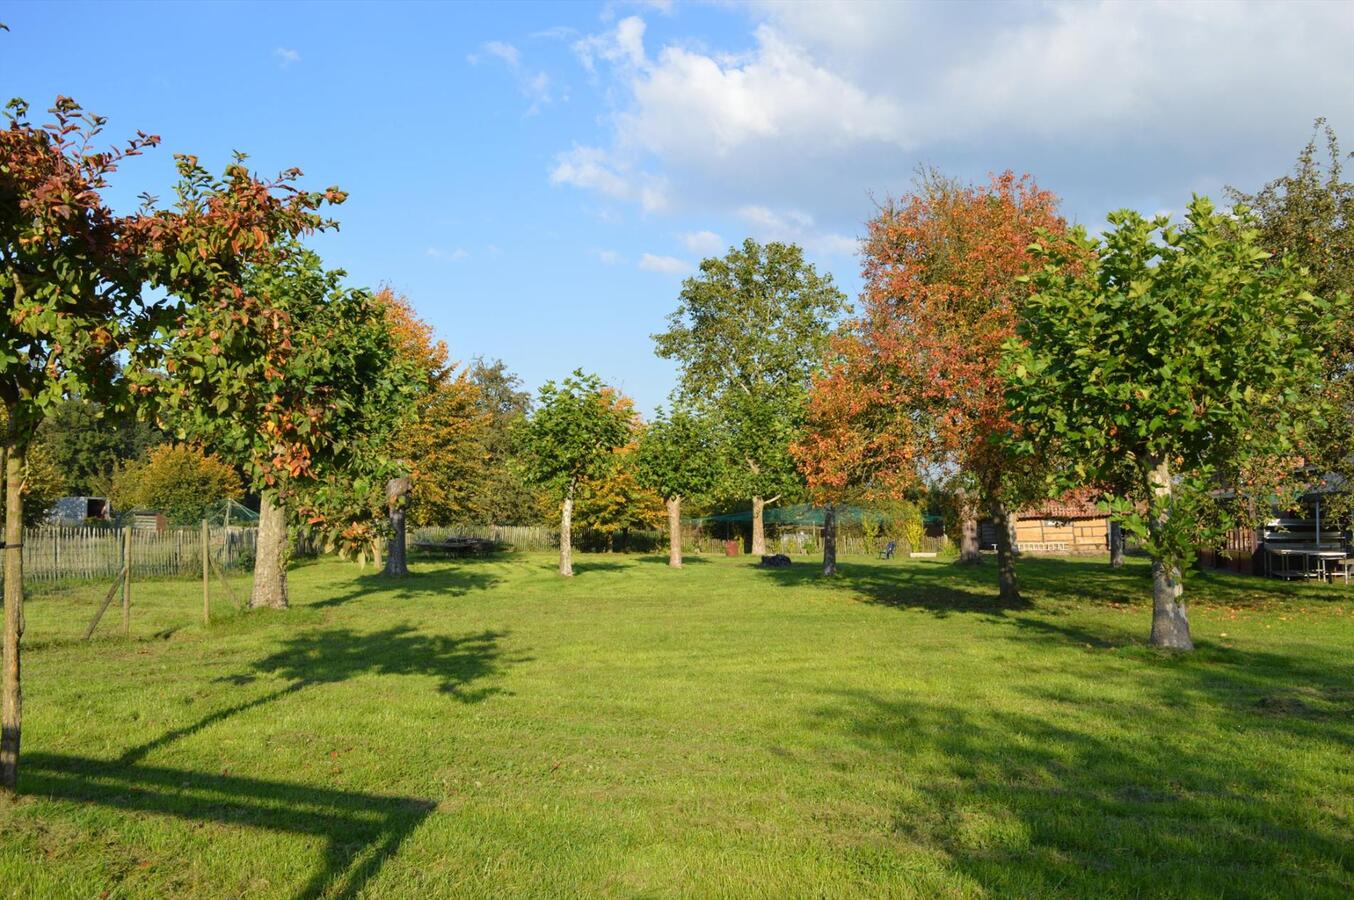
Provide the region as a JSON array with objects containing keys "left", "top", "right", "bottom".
[{"left": 980, "top": 499, "right": 1109, "bottom": 555}]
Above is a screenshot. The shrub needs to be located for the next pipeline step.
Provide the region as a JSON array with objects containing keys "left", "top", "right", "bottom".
[{"left": 112, "top": 444, "right": 243, "bottom": 525}]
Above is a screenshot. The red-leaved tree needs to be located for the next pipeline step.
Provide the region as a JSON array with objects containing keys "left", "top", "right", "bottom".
[{"left": 796, "top": 170, "right": 1066, "bottom": 603}]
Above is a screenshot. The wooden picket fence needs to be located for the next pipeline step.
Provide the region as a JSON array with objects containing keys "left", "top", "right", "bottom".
[{"left": 12, "top": 525, "right": 257, "bottom": 583}]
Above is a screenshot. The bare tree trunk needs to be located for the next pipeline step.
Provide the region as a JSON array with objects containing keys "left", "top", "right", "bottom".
[
  {"left": 383, "top": 476, "right": 411, "bottom": 578},
  {"left": 990, "top": 499, "right": 1021, "bottom": 604},
  {"left": 1147, "top": 458, "right": 1192, "bottom": 650},
  {"left": 1109, "top": 520, "right": 1125, "bottom": 568},
  {"left": 666, "top": 497, "right": 682, "bottom": 568},
  {"left": 751, "top": 496, "right": 766, "bottom": 556},
  {"left": 2, "top": 445, "right": 25, "bottom": 792},
  {"left": 822, "top": 504, "right": 838, "bottom": 576},
  {"left": 384, "top": 506, "right": 407, "bottom": 576},
  {"left": 957, "top": 489, "right": 982, "bottom": 565},
  {"left": 559, "top": 488, "right": 574, "bottom": 577},
  {"left": 249, "top": 494, "right": 289, "bottom": 609}
]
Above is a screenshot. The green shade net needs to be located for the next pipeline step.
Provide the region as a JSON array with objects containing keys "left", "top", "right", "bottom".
[{"left": 685, "top": 504, "right": 941, "bottom": 527}]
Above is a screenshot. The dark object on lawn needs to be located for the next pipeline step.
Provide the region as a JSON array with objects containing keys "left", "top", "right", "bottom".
[
  {"left": 879, "top": 540, "right": 897, "bottom": 560},
  {"left": 759, "top": 554, "right": 792, "bottom": 568},
  {"left": 412, "top": 536, "right": 505, "bottom": 557}
]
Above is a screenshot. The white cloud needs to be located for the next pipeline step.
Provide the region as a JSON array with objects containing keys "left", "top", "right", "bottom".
[
  {"left": 638, "top": 253, "right": 690, "bottom": 275},
  {"left": 469, "top": 40, "right": 553, "bottom": 114},
  {"left": 549, "top": 145, "right": 668, "bottom": 212},
  {"left": 554, "top": 2, "right": 1354, "bottom": 236},
  {"left": 593, "top": 248, "right": 624, "bottom": 265},
  {"left": 426, "top": 247, "right": 469, "bottom": 261},
  {"left": 274, "top": 47, "right": 300, "bottom": 67},
  {"left": 679, "top": 230, "right": 723, "bottom": 255}
]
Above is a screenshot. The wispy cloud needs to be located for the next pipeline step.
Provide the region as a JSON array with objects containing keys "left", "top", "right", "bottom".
[
  {"left": 426, "top": 247, "right": 469, "bottom": 261},
  {"left": 468, "top": 39, "right": 554, "bottom": 115},
  {"left": 679, "top": 230, "right": 724, "bottom": 255},
  {"left": 593, "top": 248, "right": 624, "bottom": 265},
  {"left": 274, "top": 47, "right": 301, "bottom": 67},
  {"left": 638, "top": 252, "right": 690, "bottom": 275}
]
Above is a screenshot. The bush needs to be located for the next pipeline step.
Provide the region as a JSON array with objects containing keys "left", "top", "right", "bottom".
[{"left": 112, "top": 444, "right": 243, "bottom": 525}]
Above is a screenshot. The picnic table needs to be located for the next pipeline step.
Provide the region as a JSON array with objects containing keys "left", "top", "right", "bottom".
[
  {"left": 1264, "top": 544, "right": 1350, "bottom": 581},
  {"left": 412, "top": 536, "right": 504, "bottom": 557}
]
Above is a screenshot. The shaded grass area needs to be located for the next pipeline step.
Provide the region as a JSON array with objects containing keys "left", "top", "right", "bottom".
[{"left": 2, "top": 551, "right": 1352, "bottom": 897}]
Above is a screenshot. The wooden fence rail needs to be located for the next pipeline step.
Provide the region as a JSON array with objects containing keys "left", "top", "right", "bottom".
[{"left": 9, "top": 525, "right": 257, "bottom": 583}]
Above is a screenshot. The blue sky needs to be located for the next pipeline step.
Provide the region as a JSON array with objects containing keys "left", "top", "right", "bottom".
[{"left": 3, "top": 1, "right": 1352, "bottom": 412}]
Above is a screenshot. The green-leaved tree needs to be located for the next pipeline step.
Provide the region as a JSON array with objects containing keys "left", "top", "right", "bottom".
[
  {"left": 653, "top": 239, "right": 846, "bottom": 555},
  {"left": 635, "top": 407, "right": 721, "bottom": 567},
  {"left": 518, "top": 371, "right": 633, "bottom": 576},
  {"left": 1005, "top": 197, "right": 1337, "bottom": 649}
]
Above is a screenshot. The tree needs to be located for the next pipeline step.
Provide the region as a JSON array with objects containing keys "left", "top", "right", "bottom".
[
  {"left": 518, "top": 371, "right": 633, "bottom": 576},
  {"left": 1, "top": 96, "right": 156, "bottom": 792},
  {"left": 635, "top": 407, "right": 720, "bottom": 567},
  {"left": 468, "top": 358, "right": 539, "bottom": 525},
  {"left": 574, "top": 447, "right": 665, "bottom": 551},
  {"left": 381, "top": 291, "right": 491, "bottom": 528},
  {"left": 654, "top": 239, "right": 846, "bottom": 555},
  {"left": 130, "top": 149, "right": 347, "bottom": 609},
  {"left": 110, "top": 443, "right": 241, "bottom": 525},
  {"left": 35, "top": 395, "right": 161, "bottom": 496},
  {"left": 1229, "top": 119, "right": 1354, "bottom": 524},
  {"left": 150, "top": 239, "right": 416, "bottom": 607},
  {"left": 0, "top": 437, "right": 64, "bottom": 526},
  {"left": 795, "top": 171, "right": 1065, "bottom": 602},
  {"left": 1004, "top": 197, "right": 1336, "bottom": 649}
]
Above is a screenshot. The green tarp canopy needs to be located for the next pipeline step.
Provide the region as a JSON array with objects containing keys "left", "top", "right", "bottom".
[{"left": 685, "top": 504, "right": 941, "bottom": 527}]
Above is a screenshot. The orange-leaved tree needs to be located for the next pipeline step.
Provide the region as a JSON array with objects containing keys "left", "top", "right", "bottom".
[{"left": 797, "top": 170, "right": 1067, "bottom": 603}]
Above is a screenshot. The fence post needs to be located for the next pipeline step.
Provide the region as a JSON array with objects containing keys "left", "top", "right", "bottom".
[
  {"left": 202, "top": 519, "right": 210, "bottom": 626},
  {"left": 122, "top": 525, "right": 132, "bottom": 636}
]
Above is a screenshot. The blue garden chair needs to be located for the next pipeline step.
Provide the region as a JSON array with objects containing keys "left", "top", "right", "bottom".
[{"left": 879, "top": 541, "right": 897, "bottom": 560}]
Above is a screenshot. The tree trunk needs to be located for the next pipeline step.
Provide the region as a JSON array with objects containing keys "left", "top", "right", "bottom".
[
  {"left": 1147, "top": 458, "right": 1193, "bottom": 650},
  {"left": 822, "top": 504, "right": 838, "bottom": 576},
  {"left": 666, "top": 497, "right": 682, "bottom": 568},
  {"left": 957, "top": 503, "right": 981, "bottom": 565},
  {"left": 383, "top": 505, "right": 408, "bottom": 577},
  {"left": 990, "top": 498, "right": 1021, "bottom": 604},
  {"left": 1109, "top": 520, "right": 1125, "bottom": 568},
  {"left": 249, "top": 494, "right": 289, "bottom": 609},
  {"left": 2, "top": 444, "right": 25, "bottom": 793},
  {"left": 751, "top": 496, "right": 767, "bottom": 556},
  {"left": 559, "top": 489, "right": 574, "bottom": 577}
]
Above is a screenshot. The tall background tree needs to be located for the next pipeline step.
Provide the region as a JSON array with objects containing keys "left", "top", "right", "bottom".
[
  {"left": 635, "top": 407, "right": 720, "bottom": 567},
  {"left": 654, "top": 239, "right": 846, "bottom": 555},
  {"left": 518, "top": 371, "right": 633, "bottom": 576},
  {"left": 468, "top": 358, "right": 540, "bottom": 526},
  {"left": 1005, "top": 198, "right": 1337, "bottom": 649},
  {"left": 798, "top": 171, "right": 1064, "bottom": 602},
  {"left": 1229, "top": 118, "right": 1354, "bottom": 524},
  {"left": 1, "top": 96, "right": 155, "bottom": 792},
  {"left": 380, "top": 290, "right": 491, "bottom": 528}
]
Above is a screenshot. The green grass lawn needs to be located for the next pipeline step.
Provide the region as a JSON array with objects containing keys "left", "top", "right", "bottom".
[{"left": 2, "top": 550, "right": 1352, "bottom": 898}]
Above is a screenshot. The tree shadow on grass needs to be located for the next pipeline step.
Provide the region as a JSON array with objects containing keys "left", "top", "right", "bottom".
[
  {"left": 310, "top": 564, "right": 502, "bottom": 610},
  {"left": 808, "top": 654, "right": 1354, "bottom": 896},
  {"left": 756, "top": 554, "right": 1345, "bottom": 624},
  {"left": 23, "top": 752, "right": 434, "bottom": 899},
  {"left": 754, "top": 557, "right": 1026, "bottom": 617},
  {"left": 121, "top": 627, "right": 515, "bottom": 765},
  {"left": 633, "top": 554, "right": 714, "bottom": 566}
]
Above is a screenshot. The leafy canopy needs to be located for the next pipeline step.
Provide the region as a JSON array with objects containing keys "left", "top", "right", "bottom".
[
  {"left": 1, "top": 97, "right": 156, "bottom": 443},
  {"left": 653, "top": 238, "right": 845, "bottom": 503},
  {"left": 1004, "top": 196, "right": 1339, "bottom": 567},
  {"left": 634, "top": 406, "right": 720, "bottom": 503},
  {"left": 795, "top": 171, "right": 1066, "bottom": 507},
  {"left": 518, "top": 370, "right": 633, "bottom": 500}
]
